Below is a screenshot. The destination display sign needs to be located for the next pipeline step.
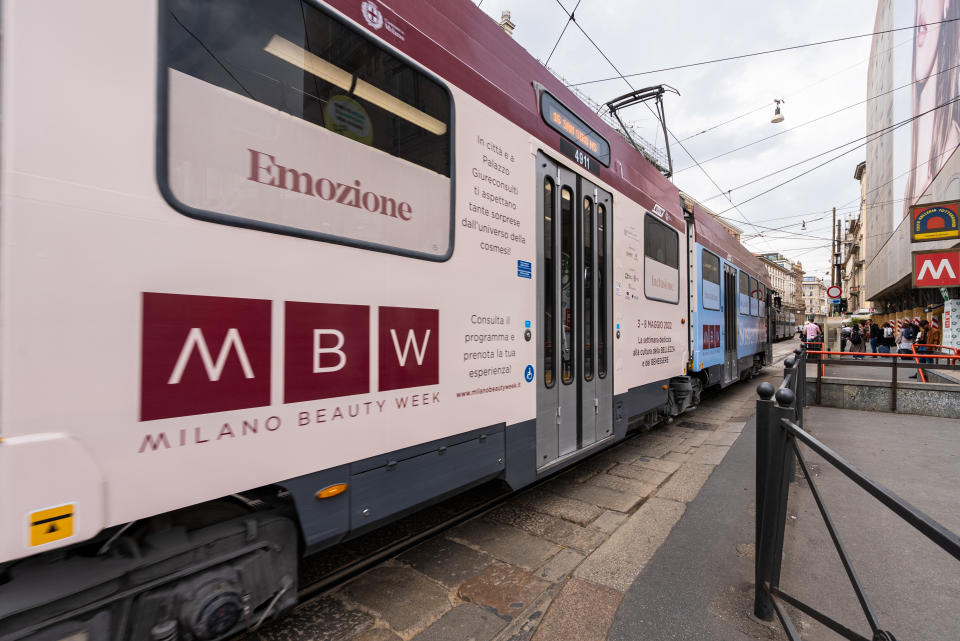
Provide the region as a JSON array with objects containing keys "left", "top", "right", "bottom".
[
  {"left": 540, "top": 91, "right": 610, "bottom": 168},
  {"left": 910, "top": 200, "right": 960, "bottom": 242}
]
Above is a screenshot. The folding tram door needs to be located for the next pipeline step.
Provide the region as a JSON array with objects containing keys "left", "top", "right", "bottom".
[
  {"left": 536, "top": 153, "right": 613, "bottom": 469},
  {"left": 722, "top": 265, "right": 739, "bottom": 385}
]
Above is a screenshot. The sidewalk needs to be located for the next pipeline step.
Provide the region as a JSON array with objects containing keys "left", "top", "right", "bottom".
[
  {"left": 779, "top": 407, "right": 960, "bottom": 640},
  {"left": 606, "top": 395, "right": 781, "bottom": 641},
  {"left": 607, "top": 402, "right": 960, "bottom": 641}
]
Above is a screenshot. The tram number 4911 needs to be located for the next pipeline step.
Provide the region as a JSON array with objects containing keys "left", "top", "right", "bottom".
[{"left": 573, "top": 148, "right": 591, "bottom": 170}]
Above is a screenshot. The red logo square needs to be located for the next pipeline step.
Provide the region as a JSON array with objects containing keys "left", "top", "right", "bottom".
[
  {"left": 378, "top": 307, "right": 439, "bottom": 392},
  {"left": 284, "top": 302, "right": 370, "bottom": 403},
  {"left": 141, "top": 293, "right": 271, "bottom": 421}
]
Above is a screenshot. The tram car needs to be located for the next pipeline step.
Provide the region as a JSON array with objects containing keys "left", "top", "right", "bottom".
[
  {"left": 0, "top": 1, "right": 771, "bottom": 638},
  {"left": 772, "top": 308, "right": 798, "bottom": 341}
]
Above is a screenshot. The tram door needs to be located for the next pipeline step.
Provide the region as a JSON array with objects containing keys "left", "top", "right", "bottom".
[
  {"left": 722, "top": 265, "right": 739, "bottom": 384},
  {"left": 536, "top": 153, "right": 613, "bottom": 469}
]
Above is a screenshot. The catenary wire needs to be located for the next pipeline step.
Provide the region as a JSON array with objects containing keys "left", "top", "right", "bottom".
[
  {"left": 545, "top": 0, "right": 581, "bottom": 65},
  {"left": 677, "top": 35, "right": 912, "bottom": 143},
  {"left": 548, "top": 0, "right": 777, "bottom": 249},
  {"left": 710, "top": 92, "right": 960, "bottom": 213},
  {"left": 674, "top": 63, "right": 960, "bottom": 173},
  {"left": 566, "top": 17, "right": 960, "bottom": 87}
]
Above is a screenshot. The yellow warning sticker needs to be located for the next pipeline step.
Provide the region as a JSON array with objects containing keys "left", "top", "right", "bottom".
[{"left": 29, "top": 504, "right": 74, "bottom": 547}]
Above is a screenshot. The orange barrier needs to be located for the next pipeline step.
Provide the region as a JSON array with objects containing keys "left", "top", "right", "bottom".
[{"left": 911, "top": 343, "right": 960, "bottom": 383}]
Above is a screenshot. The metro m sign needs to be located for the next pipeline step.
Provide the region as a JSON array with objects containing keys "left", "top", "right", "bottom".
[{"left": 913, "top": 249, "right": 960, "bottom": 288}]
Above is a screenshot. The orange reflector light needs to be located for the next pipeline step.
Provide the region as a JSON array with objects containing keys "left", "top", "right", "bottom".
[
  {"left": 681, "top": 318, "right": 686, "bottom": 324},
  {"left": 316, "top": 483, "right": 348, "bottom": 499},
  {"left": 663, "top": 384, "right": 669, "bottom": 390}
]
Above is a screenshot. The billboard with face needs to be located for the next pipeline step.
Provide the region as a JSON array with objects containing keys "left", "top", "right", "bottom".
[{"left": 895, "top": 0, "right": 960, "bottom": 224}]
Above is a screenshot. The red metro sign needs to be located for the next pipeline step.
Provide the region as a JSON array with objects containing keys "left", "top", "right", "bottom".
[{"left": 912, "top": 249, "right": 960, "bottom": 288}]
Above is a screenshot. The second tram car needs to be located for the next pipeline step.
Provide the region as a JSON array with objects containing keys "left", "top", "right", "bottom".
[{"left": 0, "top": 1, "right": 774, "bottom": 638}]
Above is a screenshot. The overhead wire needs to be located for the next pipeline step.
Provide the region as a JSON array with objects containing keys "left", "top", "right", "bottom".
[
  {"left": 713, "top": 92, "right": 960, "bottom": 214},
  {"left": 544, "top": 0, "right": 581, "bottom": 65},
  {"left": 676, "top": 34, "right": 912, "bottom": 143},
  {"left": 566, "top": 17, "right": 959, "bottom": 87},
  {"left": 548, "top": 0, "right": 777, "bottom": 249},
  {"left": 673, "top": 62, "right": 960, "bottom": 174}
]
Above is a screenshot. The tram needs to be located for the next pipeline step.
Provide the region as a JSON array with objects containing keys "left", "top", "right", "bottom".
[{"left": 0, "top": 1, "right": 772, "bottom": 638}]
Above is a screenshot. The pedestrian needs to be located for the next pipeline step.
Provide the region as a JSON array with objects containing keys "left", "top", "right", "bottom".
[
  {"left": 917, "top": 320, "right": 932, "bottom": 365},
  {"left": 897, "top": 321, "right": 917, "bottom": 379},
  {"left": 869, "top": 319, "right": 881, "bottom": 357},
  {"left": 803, "top": 317, "right": 819, "bottom": 345},
  {"left": 849, "top": 322, "right": 865, "bottom": 359},
  {"left": 878, "top": 321, "right": 895, "bottom": 354},
  {"left": 840, "top": 323, "right": 851, "bottom": 353}
]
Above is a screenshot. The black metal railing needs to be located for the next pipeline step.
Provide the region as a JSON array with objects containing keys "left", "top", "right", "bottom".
[{"left": 754, "top": 348, "right": 960, "bottom": 641}]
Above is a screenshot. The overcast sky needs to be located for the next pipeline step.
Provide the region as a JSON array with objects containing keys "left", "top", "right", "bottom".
[{"left": 473, "top": 0, "right": 882, "bottom": 281}]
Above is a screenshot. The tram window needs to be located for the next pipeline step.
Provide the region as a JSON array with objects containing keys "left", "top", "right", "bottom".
[
  {"left": 544, "top": 178, "right": 556, "bottom": 388},
  {"left": 749, "top": 277, "right": 759, "bottom": 316},
  {"left": 739, "top": 271, "right": 750, "bottom": 315},
  {"left": 643, "top": 215, "right": 680, "bottom": 304},
  {"left": 560, "top": 187, "right": 574, "bottom": 385},
  {"left": 597, "top": 203, "right": 607, "bottom": 379},
  {"left": 162, "top": 0, "right": 453, "bottom": 259},
  {"left": 701, "top": 250, "right": 720, "bottom": 311},
  {"left": 759, "top": 284, "right": 766, "bottom": 317},
  {"left": 583, "top": 197, "right": 594, "bottom": 382}
]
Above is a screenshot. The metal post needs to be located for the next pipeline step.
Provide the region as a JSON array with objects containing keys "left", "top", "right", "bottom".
[
  {"left": 816, "top": 348, "right": 823, "bottom": 405},
  {"left": 755, "top": 385, "right": 797, "bottom": 621},
  {"left": 891, "top": 355, "right": 898, "bottom": 412},
  {"left": 795, "top": 348, "right": 805, "bottom": 427}
]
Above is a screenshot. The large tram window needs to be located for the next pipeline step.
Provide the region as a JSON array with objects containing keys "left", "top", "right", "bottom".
[
  {"left": 583, "top": 196, "right": 594, "bottom": 382},
  {"left": 749, "top": 277, "right": 759, "bottom": 316},
  {"left": 162, "top": 0, "right": 453, "bottom": 260},
  {"left": 643, "top": 215, "right": 680, "bottom": 304},
  {"left": 560, "top": 187, "right": 574, "bottom": 385},
  {"left": 597, "top": 203, "right": 607, "bottom": 379},
  {"left": 741, "top": 272, "right": 751, "bottom": 315},
  {"left": 544, "top": 178, "right": 556, "bottom": 389},
  {"left": 701, "top": 250, "right": 720, "bottom": 311}
]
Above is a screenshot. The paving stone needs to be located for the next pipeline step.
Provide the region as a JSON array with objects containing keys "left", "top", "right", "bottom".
[
  {"left": 589, "top": 510, "right": 627, "bottom": 533},
  {"left": 458, "top": 562, "right": 550, "bottom": 618},
  {"left": 584, "top": 472, "right": 657, "bottom": 499},
  {"left": 536, "top": 547, "right": 586, "bottom": 582},
  {"left": 573, "top": 498, "right": 686, "bottom": 591},
  {"left": 681, "top": 431, "right": 712, "bottom": 448},
  {"left": 718, "top": 421, "right": 746, "bottom": 434},
  {"left": 449, "top": 519, "right": 560, "bottom": 570},
  {"left": 489, "top": 583, "right": 562, "bottom": 641},
  {"left": 689, "top": 443, "right": 731, "bottom": 465},
  {"left": 340, "top": 565, "right": 450, "bottom": 634},
  {"left": 397, "top": 537, "right": 494, "bottom": 588},
  {"left": 251, "top": 596, "right": 372, "bottom": 641},
  {"left": 487, "top": 504, "right": 606, "bottom": 552},
  {"left": 656, "top": 463, "right": 716, "bottom": 504},
  {"left": 411, "top": 604, "right": 507, "bottom": 641},
  {"left": 607, "top": 463, "right": 669, "bottom": 486},
  {"left": 630, "top": 456, "right": 681, "bottom": 475},
  {"left": 662, "top": 451, "right": 692, "bottom": 464},
  {"left": 513, "top": 488, "right": 605, "bottom": 525},
  {"left": 351, "top": 628, "right": 403, "bottom": 641},
  {"left": 706, "top": 430, "right": 740, "bottom": 446},
  {"left": 620, "top": 440, "right": 671, "bottom": 459},
  {"left": 547, "top": 481, "right": 643, "bottom": 513},
  {"left": 530, "top": 578, "right": 623, "bottom": 641},
  {"left": 557, "top": 455, "right": 615, "bottom": 483}
]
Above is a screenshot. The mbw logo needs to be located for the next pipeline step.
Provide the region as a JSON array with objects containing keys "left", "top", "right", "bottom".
[{"left": 141, "top": 293, "right": 438, "bottom": 421}]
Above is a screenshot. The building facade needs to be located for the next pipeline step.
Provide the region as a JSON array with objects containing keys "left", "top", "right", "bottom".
[
  {"left": 864, "top": 2, "right": 960, "bottom": 316},
  {"left": 755, "top": 252, "right": 805, "bottom": 318},
  {"left": 802, "top": 276, "right": 828, "bottom": 325},
  {"left": 841, "top": 162, "right": 875, "bottom": 314}
]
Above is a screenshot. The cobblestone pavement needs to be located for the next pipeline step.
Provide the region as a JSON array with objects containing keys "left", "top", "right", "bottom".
[{"left": 250, "top": 346, "right": 794, "bottom": 641}]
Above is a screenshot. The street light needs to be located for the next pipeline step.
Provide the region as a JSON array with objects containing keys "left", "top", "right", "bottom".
[{"left": 771, "top": 98, "right": 785, "bottom": 124}]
